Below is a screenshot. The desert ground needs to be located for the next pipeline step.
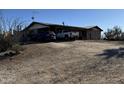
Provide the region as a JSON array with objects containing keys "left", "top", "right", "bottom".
[{"left": 0, "top": 40, "right": 124, "bottom": 84}]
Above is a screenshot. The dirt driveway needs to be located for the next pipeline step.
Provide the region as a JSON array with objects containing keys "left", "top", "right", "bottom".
[{"left": 0, "top": 40, "right": 124, "bottom": 84}]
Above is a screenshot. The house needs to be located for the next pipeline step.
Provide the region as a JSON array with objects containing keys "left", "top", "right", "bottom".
[{"left": 14, "top": 22, "right": 103, "bottom": 42}]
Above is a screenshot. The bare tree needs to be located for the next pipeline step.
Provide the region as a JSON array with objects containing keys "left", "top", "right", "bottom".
[
  {"left": 104, "top": 26, "right": 122, "bottom": 40},
  {"left": 0, "top": 16, "right": 7, "bottom": 33},
  {"left": 0, "top": 11, "right": 26, "bottom": 34},
  {"left": 0, "top": 11, "right": 26, "bottom": 52},
  {"left": 7, "top": 17, "right": 26, "bottom": 33}
]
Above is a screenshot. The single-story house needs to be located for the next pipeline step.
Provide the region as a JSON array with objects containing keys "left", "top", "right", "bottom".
[{"left": 13, "top": 22, "right": 103, "bottom": 42}]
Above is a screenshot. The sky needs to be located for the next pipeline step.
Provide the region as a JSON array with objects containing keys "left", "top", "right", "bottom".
[{"left": 1, "top": 9, "right": 124, "bottom": 33}]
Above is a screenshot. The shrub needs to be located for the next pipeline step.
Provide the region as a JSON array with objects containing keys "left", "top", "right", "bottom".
[
  {"left": 0, "top": 32, "right": 24, "bottom": 55},
  {"left": 10, "top": 43, "right": 24, "bottom": 54},
  {"left": 0, "top": 35, "right": 9, "bottom": 52},
  {"left": 104, "top": 26, "right": 122, "bottom": 40},
  {"left": 0, "top": 33, "right": 13, "bottom": 52}
]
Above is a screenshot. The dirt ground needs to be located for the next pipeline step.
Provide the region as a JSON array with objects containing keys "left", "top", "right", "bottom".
[{"left": 0, "top": 40, "right": 124, "bottom": 84}]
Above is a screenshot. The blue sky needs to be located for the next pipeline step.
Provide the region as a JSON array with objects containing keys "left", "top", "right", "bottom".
[{"left": 1, "top": 9, "right": 124, "bottom": 33}]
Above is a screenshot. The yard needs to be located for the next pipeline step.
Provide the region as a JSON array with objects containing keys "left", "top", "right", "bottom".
[{"left": 0, "top": 40, "right": 124, "bottom": 84}]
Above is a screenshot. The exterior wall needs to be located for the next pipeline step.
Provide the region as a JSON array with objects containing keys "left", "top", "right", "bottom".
[
  {"left": 56, "top": 31, "right": 79, "bottom": 39},
  {"left": 15, "top": 29, "right": 101, "bottom": 42},
  {"left": 86, "top": 28, "right": 101, "bottom": 40},
  {"left": 17, "top": 23, "right": 102, "bottom": 42},
  {"left": 79, "top": 30, "right": 87, "bottom": 40}
]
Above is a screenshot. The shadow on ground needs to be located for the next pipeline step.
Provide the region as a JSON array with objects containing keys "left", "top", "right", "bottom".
[{"left": 96, "top": 47, "right": 124, "bottom": 59}]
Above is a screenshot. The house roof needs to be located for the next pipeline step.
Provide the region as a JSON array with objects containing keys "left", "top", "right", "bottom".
[{"left": 24, "top": 22, "right": 103, "bottom": 31}]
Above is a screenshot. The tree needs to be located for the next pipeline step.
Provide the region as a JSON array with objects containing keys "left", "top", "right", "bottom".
[
  {"left": 0, "top": 17, "right": 25, "bottom": 33},
  {"left": 0, "top": 12, "right": 26, "bottom": 52},
  {"left": 104, "top": 26, "right": 122, "bottom": 40},
  {"left": 113, "top": 26, "right": 122, "bottom": 40}
]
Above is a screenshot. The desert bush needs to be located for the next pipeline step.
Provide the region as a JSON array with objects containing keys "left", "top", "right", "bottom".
[
  {"left": 0, "top": 32, "right": 14, "bottom": 52},
  {"left": 104, "top": 26, "right": 122, "bottom": 40},
  {"left": 0, "top": 40, "right": 9, "bottom": 52},
  {"left": 10, "top": 43, "right": 24, "bottom": 54},
  {"left": 0, "top": 34, "right": 10, "bottom": 52},
  {"left": 0, "top": 32, "right": 24, "bottom": 54}
]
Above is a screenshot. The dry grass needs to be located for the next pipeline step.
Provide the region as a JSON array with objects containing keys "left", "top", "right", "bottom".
[{"left": 0, "top": 40, "right": 124, "bottom": 84}]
